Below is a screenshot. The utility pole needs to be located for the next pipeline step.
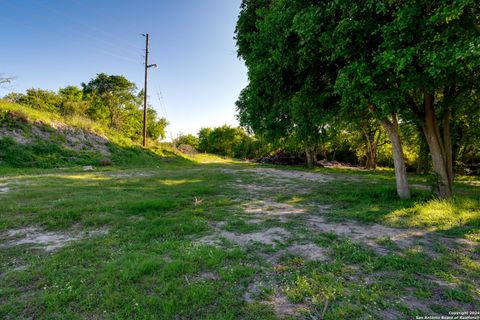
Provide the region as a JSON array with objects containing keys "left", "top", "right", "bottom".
[{"left": 142, "top": 33, "right": 157, "bottom": 147}]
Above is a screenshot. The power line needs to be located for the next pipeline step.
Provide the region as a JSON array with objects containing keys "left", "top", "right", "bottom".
[
  {"left": 30, "top": 0, "right": 144, "bottom": 56},
  {"left": 152, "top": 67, "right": 174, "bottom": 141},
  {"left": 63, "top": 0, "right": 144, "bottom": 51},
  {"left": 1, "top": 4, "right": 143, "bottom": 66},
  {"left": 4, "top": 0, "right": 143, "bottom": 59},
  {"left": 153, "top": 68, "right": 169, "bottom": 120}
]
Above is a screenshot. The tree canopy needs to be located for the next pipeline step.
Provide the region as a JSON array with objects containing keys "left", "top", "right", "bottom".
[
  {"left": 236, "top": 0, "right": 480, "bottom": 198},
  {"left": 3, "top": 73, "right": 168, "bottom": 143}
]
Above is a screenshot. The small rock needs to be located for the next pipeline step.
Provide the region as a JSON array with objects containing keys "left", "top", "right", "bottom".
[{"left": 83, "top": 165, "right": 94, "bottom": 171}]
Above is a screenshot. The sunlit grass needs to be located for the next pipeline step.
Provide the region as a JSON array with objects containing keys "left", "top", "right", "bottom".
[
  {"left": 160, "top": 179, "right": 203, "bottom": 186},
  {"left": 385, "top": 197, "right": 480, "bottom": 240},
  {"left": 186, "top": 152, "right": 243, "bottom": 164},
  {"left": 0, "top": 153, "right": 479, "bottom": 319}
]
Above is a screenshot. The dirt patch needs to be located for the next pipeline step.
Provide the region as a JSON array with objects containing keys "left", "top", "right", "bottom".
[
  {"left": 12, "top": 265, "right": 29, "bottom": 272},
  {"left": 244, "top": 280, "right": 306, "bottom": 317},
  {"left": 401, "top": 295, "right": 435, "bottom": 315},
  {"left": 376, "top": 308, "right": 404, "bottom": 320},
  {"left": 198, "top": 227, "right": 291, "bottom": 248},
  {"left": 245, "top": 218, "right": 265, "bottom": 225},
  {"left": 287, "top": 243, "right": 329, "bottom": 261},
  {"left": 307, "top": 215, "right": 426, "bottom": 254},
  {"left": 1, "top": 118, "right": 111, "bottom": 156},
  {"left": 246, "top": 167, "right": 331, "bottom": 183},
  {"left": 266, "top": 293, "right": 302, "bottom": 317},
  {"left": 244, "top": 200, "right": 308, "bottom": 222},
  {"left": 197, "top": 271, "right": 219, "bottom": 281},
  {"left": 259, "top": 243, "right": 330, "bottom": 264},
  {"left": 305, "top": 215, "right": 474, "bottom": 256},
  {"left": 0, "top": 126, "right": 32, "bottom": 144},
  {"left": 232, "top": 183, "right": 287, "bottom": 194},
  {"left": 0, "top": 183, "right": 9, "bottom": 194},
  {"left": 184, "top": 271, "right": 220, "bottom": 285},
  {"left": 106, "top": 171, "right": 156, "bottom": 178},
  {"left": 1, "top": 226, "right": 109, "bottom": 252},
  {"left": 219, "top": 227, "right": 290, "bottom": 247},
  {"left": 411, "top": 183, "right": 432, "bottom": 191}
]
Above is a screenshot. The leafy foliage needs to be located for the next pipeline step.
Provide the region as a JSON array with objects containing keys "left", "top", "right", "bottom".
[
  {"left": 197, "top": 125, "right": 271, "bottom": 159},
  {"left": 3, "top": 73, "right": 168, "bottom": 143},
  {"left": 236, "top": 0, "right": 480, "bottom": 197},
  {"left": 174, "top": 134, "right": 200, "bottom": 150}
]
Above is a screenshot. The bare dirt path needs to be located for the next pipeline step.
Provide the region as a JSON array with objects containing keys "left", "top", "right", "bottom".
[
  {"left": 200, "top": 166, "right": 479, "bottom": 319},
  {"left": 206, "top": 167, "right": 473, "bottom": 256}
]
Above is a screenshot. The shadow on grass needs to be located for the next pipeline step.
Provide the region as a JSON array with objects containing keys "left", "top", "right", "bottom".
[{"left": 300, "top": 170, "right": 479, "bottom": 240}]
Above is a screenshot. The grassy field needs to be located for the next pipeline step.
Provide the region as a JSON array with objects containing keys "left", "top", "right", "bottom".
[{"left": 0, "top": 155, "right": 479, "bottom": 319}]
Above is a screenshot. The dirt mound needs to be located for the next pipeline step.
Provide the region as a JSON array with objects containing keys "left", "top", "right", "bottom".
[
  {"left": 176, "top": 144, "right": 197, "bottom": 155},
  {"left": 0, "top": 112, "right": 111, "bottom": 156}
]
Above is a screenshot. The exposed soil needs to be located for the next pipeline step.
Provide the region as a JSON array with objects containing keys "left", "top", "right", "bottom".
[
  {"left": 411, "top": 183, "right": 433, "bottom": 191},
  {"left": 305, "top": 215, "right": 474, "bottom": 257},
  {"left": 0, "top": 183, "right": 10, "bottom": 194},
  {"left": 106, "top": 171, "right": 156, "bottom": 178},
  {"left": 213, "top": 166, "right": 479, "bottom": 319},
  {"left": 0, "top": 126, "right": 32, "bottom": 144},
  {"left": 244, "top": 200, "right": 308, "bottom": 222},
  {"left": 226, "top": 167, "right": 474, "bottom": 257},
  {"left": 265, "top": 293, "right": 303, "bottom": 317},
  {"left": 0, "top": 117, "right": 111, "bottom": 156},
  {"left": 246, "top": 167, "right": 332, "bottom": 183},
  {"left": 244, "top": 279, "right": 309, "bottom": 318},
  {"left": 199, "top": 227, "right": 290, "bottom": 248},
  {"left": 286, "top": 243, "right": 329, "bottom": 261},
  {"left": 1, "top": 226, "right": 109, "bottom": 252}
]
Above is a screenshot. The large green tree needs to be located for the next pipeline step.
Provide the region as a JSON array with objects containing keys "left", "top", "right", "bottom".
[
  {"left": 374, "top": 0, "right": 480, "bottom": 197},
  {"left": 236, "top": 0, "right": 480, "bottom": 198},
  {"left": 82, "top": 73, "right": 137, "bottom": 129},
  {"left": 82, "top": 74, "right": 167, "bottom": 142},
  {"left": 236, "top": 0, "right": 337, "bottom": 168}
]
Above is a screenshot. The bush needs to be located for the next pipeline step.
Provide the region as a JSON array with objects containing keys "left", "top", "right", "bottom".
[
  {"left": 18, "top": 89, "right": 62, "bottom": 113},
  {"left": 197, "top": 125, "right": 270, "bottom": 159},
  {"left": 174, "top": 134, "right": 199, "bottom": 149}
]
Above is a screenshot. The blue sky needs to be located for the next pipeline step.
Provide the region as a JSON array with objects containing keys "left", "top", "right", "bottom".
[{"left": 0, "top": 0, "right": 247, "bottom": 138}]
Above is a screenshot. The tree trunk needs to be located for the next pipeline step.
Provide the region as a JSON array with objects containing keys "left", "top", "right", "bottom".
[
  {"left": 416, "top": 128, "right": 430, "bottom": 174},
  {"left": 365, "top": 148, "right": 377, "bottom": 169},
  {"left": 421, "top": 91, "right": 453, "bottom": 198},
  {"left": 305, "top": 147, "right": 315, "bottom": 169},
  {"left": 379, "top": 114, "right": 411, "bottom": 199},
  {"left": 363, "top": 129, "right": 378, "bottom": 170},
  {"left": 442, "top": 108, "right": 454, "bottom": 189}
]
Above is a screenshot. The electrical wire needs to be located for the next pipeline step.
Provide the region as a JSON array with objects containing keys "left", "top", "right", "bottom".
[
  {"left": 27, "top": 0, "right": 142, "bottom": 57},
  {"left": 1, "top": 1, "right": 143, "bottom": 66},
  {"left": 62, "top": 0, "right": 144, "bottom": 51},
  {"left": 152, "top": 67, "right": 174, "bottom": 141}
]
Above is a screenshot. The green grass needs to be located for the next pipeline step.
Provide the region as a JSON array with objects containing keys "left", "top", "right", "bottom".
[
  {"left": 0, "top": 100, "right": 128, "bottom": 145},
  {"left": 0, "top": 160, "right": 256, "bottom": 319},
  {"left": 0, "top": 100, "right": 180, "bottom": 169},
  {"left": 297, "top": 167, "right": 480, "bottom": 240},
  {"left": 0, "top": 107, "right": 479, "bottom": 319}
]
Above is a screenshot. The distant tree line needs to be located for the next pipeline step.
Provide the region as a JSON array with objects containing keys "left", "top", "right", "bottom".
[
  {"left": 3, "top": 73, "right": 168, "bottom": 142},
  {"left": 235, "top": 0, "right": 480, "bottom": 198},
  {"left": 174, "top": 125, "right": 271, "bottom": 159},
  {"left": 174, "top": 124, "right": 409, "bottom": 168}
]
